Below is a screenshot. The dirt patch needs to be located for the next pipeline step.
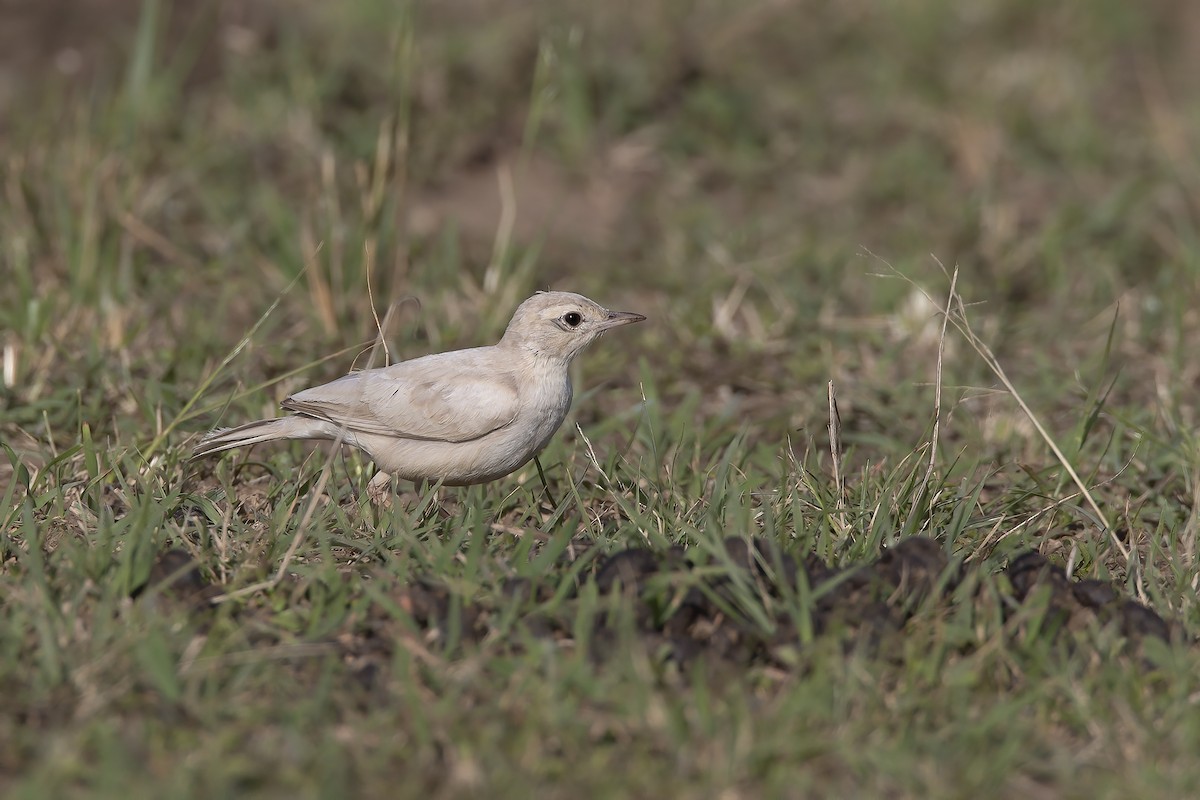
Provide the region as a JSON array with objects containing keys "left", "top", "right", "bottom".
[
  {"left": 1006, "top": 551, "right": 1173, "bottom": 648},
  {"left": 323, "top": 536, "right": 1177, "bottom": 672},
  {"left": 408, "top": 143, "right": 660, "bottom": 263},
  {"left": 133, "top": 547, "right": 222, "bottom": 617}
]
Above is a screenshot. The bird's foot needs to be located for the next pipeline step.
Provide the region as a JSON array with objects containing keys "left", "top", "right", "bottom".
[{"left": 366, "top": 471, "right": 395, "bottom": 509}]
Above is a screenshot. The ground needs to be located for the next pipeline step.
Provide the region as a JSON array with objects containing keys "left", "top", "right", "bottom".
[{"left": 4, "top": 0, "right": 1200, "bottom": 797}]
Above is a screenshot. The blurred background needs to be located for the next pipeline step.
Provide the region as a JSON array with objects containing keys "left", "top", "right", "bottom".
[{"left": 3, "top": 0, "right": 1200, "bottom": 465}]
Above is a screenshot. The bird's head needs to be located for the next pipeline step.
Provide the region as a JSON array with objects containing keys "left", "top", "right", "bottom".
[{"left": 500, "top": 291, "right": 645, "bottom": 362}]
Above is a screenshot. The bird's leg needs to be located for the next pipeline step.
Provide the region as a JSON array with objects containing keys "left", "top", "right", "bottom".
[
  {"left": 534, "top": 455, "right": 559, "bottom": 508},
  {"left": 367, "top": 470, "right": 395, "bottom": 508}
]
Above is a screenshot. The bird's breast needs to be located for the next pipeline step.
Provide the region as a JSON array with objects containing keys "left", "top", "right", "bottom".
[{"left": 518, "top": 364, "right": 573, "bottom": 446}]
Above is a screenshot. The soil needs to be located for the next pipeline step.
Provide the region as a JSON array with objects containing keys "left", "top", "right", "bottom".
[{"left": 136, "top": 535, "right": 1179, "bottom": 678}]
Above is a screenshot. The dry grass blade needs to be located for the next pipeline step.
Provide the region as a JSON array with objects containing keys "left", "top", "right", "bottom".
[
  {"left": 943, "top": 281, "right": 1127, "bottom": 554},
  {"left": 908, "top": 265, "right": 956, "bottom": 530},
  {"left": 827, "top": 379, "right": 847, "bottom": 517},
  {"left": 867, "top": 250, "right": 1135, "bottom": 571}
]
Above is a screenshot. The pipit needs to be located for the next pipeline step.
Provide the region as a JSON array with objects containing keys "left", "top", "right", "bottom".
[{"left": 194, "top": 291, "right": 645, "bottom": 503}]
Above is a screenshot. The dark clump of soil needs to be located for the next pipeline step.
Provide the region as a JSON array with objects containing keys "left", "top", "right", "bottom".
[
  {"left": 362, "top": 536, "right": 1177, "bottom": 672},
  {"left": 135, "top": 536, "right": 1177, "bottom": 677},
  {"left": 580, "top": 536, "right": 959, "bottom": 667},
  {"left": 1005, "top": 551, "right": 1176, "bottom": 647},
  {"left": 132, "top": 548, "right": 222, "bottom": 614}
]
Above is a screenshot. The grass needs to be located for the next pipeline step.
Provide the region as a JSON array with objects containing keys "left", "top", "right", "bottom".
[{"left": 4, "top": 0, "right": 1200, "bottom": 796}]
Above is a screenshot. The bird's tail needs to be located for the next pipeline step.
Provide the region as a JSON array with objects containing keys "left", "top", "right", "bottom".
[{"left": 192, "top": 416, "right": 330, "bottom": 459}]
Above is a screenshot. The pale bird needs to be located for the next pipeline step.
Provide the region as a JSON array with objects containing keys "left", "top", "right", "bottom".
[{"left": 193, "top": 291, "right": 645, "bottom": 502}]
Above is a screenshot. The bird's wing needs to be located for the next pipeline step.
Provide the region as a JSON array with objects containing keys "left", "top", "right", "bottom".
[{"left": 281, "top": 350, "right": 522, "bottom": 443}]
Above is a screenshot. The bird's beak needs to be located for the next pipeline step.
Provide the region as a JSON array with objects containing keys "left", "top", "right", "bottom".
[{"left": 599, "top": 310, "right": 647, "bottom": 330}]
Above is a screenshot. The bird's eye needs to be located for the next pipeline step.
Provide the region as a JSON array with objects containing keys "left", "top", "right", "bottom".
[{"left": 562, "top": 312, "right": 583, "bottom": 327}]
